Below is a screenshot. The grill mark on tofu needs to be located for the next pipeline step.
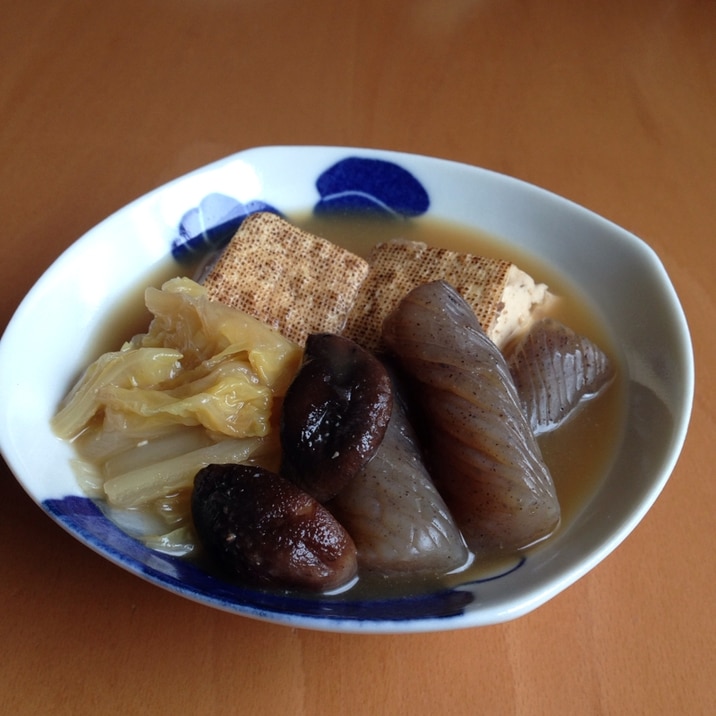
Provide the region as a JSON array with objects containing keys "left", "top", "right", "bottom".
[{"left": 201, "top": 212, "right": 370, "bottom": 345}]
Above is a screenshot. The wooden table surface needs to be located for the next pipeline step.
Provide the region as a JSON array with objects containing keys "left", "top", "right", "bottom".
[{"left": 1, "top": 1, "right": 714, "bottom": 714}]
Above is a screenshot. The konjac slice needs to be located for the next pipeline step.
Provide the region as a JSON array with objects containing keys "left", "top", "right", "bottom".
[
  {"left": 328, "top": 377, "right": 469, "bottom": 575},
  {"left": 192, "top": 464, "right": 358, "bottom": 592},
  {"left": 506, "top": 317, "right": 615, "bottom": 434},
  {"left": 382, "top": 280, "right": 560, "bottom": 554}
]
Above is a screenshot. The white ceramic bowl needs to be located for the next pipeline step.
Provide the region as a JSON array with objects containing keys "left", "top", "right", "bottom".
[{"left": 0, "top": 146, "right": 693, "bottom": 633}]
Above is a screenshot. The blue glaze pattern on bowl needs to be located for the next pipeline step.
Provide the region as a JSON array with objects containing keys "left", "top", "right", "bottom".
[
  {"left": 314, "top": 157, "right": 430, "bottom": 216},
  {"left": 44, "top": 495, "right": 487, "bottom": 623},
  {"left": 170, "top": 155, "right": 430, "bottom": 261},
  {"left": 172, "top": 194, "right": 281, "bottom": 261}
]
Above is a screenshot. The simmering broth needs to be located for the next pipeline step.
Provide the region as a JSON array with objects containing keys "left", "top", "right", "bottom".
[{"left": 75, "top": 210, "right": 627, "bottom": 597}]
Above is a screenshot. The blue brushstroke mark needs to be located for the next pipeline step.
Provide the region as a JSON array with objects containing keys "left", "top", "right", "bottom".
[
  {"left": 169, "top": 157, "right": 429, "bottom": 262},
  {"left": 314, "top": 157, "right": 430, "bottom": 218},
  {"left": 171, "top": 194, "right": 280, "bottom": 262},
  {"left": 43, "top": 495, "right": 479, "bottom": 622}
]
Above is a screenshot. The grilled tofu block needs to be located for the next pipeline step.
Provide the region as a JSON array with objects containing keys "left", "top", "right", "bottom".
[
  {"left": 342, "top": 239, "right": 552, "bottom": 352},
  {"left": 201, "top": 212, "right": 370, "bottom": 345}
]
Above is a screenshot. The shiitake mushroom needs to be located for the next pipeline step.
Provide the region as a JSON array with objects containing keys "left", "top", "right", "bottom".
[
  {"left": 192, "top": 464, "right": 358, "bottom": 592},
  {"left": 280, "top": 333, "right": 393, "bottom": 502}
]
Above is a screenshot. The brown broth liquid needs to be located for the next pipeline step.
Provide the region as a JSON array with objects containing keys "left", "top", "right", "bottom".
[{"left": 87, "top": 211, "right": 627, "bottom": 598}]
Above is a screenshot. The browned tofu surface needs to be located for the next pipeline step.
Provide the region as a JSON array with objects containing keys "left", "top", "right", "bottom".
[{"left": 201, "top": 212, "right": 370, "bottom": 345}]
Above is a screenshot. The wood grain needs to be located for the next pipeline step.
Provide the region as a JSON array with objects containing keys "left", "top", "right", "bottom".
[{"left": 1, "top": 1, "right": 714, "bottom": 713}]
